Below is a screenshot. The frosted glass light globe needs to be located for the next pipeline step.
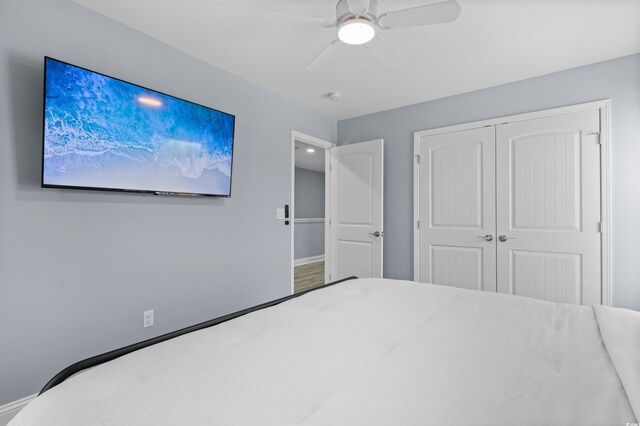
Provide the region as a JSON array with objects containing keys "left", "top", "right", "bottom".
[{"left": 338, "top": 19, "right": 375, "bottom": 45}]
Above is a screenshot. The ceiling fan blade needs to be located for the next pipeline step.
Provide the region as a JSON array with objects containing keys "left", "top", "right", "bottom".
[
  {"left": 262, "top": 11, "right": 335, "bottom": 28},
  {"left": 378, "top": 0, "right": 461, "bottom": 30},
  {"left": 306, "top": 40, "right": 341, "bottom": 71},
  {"left": 347, "top": 0, "right": 370, "bottom": 15},
  {"left": 365, "top": 37, "right": 405, "bottom": 70}
]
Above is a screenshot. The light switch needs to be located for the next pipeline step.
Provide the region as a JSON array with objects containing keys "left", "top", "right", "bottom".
[{"left": 276, "top": 208, "right": 285, "bottom": 219}]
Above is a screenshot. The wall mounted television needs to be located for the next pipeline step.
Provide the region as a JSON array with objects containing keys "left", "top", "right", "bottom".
[{"left": 42, "top": 57, "right": 235, "bottom": 197}]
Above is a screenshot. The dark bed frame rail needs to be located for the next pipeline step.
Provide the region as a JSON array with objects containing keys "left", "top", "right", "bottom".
[{"left": 40, "top": 276, "right": 358, "bottom": 394}]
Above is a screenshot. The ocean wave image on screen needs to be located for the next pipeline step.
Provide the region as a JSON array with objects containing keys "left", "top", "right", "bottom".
[{"left": 43, "top": 58, "right": 234, "bottom": 196}]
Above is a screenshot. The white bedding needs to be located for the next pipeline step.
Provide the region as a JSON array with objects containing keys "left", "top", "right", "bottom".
[{"left": 11, "top": 278, "right": 638, "bottom": 425}]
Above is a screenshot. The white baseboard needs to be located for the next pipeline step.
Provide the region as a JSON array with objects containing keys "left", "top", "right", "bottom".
[
  {"left": 294, "top": 255, "right": 325, "bottom": 266},
  {"left": 294, "top": 218, "right": 325, "bottom": 224},
  {"left": 0, "top": 394, "right": 36, "bottom": 426}
]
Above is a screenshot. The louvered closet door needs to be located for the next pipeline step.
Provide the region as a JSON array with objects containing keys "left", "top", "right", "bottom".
[
  {"left": 417, "top": 127, "right": 496, "bottom": 291},
  {"left": 496, "top": 110, "right": 602, "bottom": 304}
]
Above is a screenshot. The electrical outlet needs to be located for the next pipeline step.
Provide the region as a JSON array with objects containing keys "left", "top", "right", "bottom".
[{"left": 143, "top": 310, "right": 154, "bottom": 328}]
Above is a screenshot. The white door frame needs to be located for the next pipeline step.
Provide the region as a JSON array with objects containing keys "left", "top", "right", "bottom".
[
  {"left": 291, "top": 130, "right": 335, "bottom": 294},
  {"left": 413, "top": 99, "right": 612, "bottom": 305}
]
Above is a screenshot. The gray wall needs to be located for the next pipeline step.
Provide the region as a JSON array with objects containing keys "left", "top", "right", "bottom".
[
  {"left": 0, "top": 0, "right": 335, "bottom": 405},
  {"left": 294, "top": 167, "right": 325, "bottom": 259},
  {"left": 294, "top": 168, "right": 325, "bottom": 218},
  {"left": 294, "top": 222, "right": 325, "bottom": 260},
  {"left": 338, "top": 54, "right": 640, "bottom": 312}
]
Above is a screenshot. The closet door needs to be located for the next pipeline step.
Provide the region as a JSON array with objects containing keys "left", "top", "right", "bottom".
[
  {"left": 495, "top": 110, "right": 602, "bottom": 304},
  {"left": 416, "top": 127, "right": 496, "bottom": 291}
]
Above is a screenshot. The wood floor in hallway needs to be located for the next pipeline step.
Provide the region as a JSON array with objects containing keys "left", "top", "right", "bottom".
[{"left": 294, "top": 260, "right": 325, "bottom": 293}]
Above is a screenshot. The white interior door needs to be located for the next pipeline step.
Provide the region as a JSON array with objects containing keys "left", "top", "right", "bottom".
[
  {"left": 496, "top": 110, "right": 602, "bottom": 304},
  {"left": 329, "top": 139, "right": 383, "bottom": 281},
  {"left": 415, "top": 127, "right": 497, "bottom": 291}
]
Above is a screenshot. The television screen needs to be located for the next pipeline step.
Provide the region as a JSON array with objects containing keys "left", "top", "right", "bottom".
[{"left": 42, "top": 57, "right": 235, "bottom": 197}]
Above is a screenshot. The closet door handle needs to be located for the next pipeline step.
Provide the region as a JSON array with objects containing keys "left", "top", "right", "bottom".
[
  {"left": 477, "top": 235, "right": 493, "bottom": 242},
  {"left": 498, "top": 235, "right": 515, "bottom": 242}
]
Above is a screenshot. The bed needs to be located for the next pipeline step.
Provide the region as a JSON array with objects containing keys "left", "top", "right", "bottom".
[{"left": 10, "top": 277, "right": 639, "bottom": 425}]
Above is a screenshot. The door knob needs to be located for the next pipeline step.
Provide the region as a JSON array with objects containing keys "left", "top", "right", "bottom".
[
  {"left": 498, "top": 235, "right": 514, "bottom": 242},
  {"left": 477, "top": 234, "right": 493, "bottom": 242},
  {"left": 368, "top": 231, "right": 382, "bottom": 237}
]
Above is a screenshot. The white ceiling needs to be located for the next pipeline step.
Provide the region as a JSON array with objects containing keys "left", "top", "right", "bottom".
[
  {"left": 295, "top": 141, "right": 325, "bottom": 172},
  {"left": 72, "top": 0, "right": 640, "bottom": 120}
]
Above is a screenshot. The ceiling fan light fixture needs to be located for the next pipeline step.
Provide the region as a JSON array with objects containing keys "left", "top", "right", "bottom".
[{"left": 337, "top": 18, "right": 375, "bottom": 45}]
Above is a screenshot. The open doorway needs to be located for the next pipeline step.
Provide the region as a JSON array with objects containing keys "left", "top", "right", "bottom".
[{"left": 290, "top": 131, "right": 333, "bottom": 294}]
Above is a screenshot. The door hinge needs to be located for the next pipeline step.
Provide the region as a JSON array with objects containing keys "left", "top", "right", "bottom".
[
  {"left": 415, "top": 154, "right": 420, "bottom": 164},
  {"left": 598, "top": 222, "right": 602, "bottom": 233},
  {"left": 417, "top": 220, "right": 420, "bottom": 229}
]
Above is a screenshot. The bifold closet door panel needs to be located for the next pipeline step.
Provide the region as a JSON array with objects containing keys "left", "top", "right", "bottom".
[
  {"left": 495, "top": 110, "right": 602, "bottom": 304},
  {"left": 417, "top": 126, "right": 496, "bottom": 291}
]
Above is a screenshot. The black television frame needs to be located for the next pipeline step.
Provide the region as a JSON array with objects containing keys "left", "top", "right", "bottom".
[{"left": 41, "top": 56, "right": 236, "bottom": 198}]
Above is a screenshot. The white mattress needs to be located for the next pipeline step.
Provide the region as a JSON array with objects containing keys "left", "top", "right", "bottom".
[{"left": 11, "top": 278, "right": 638, "bottom": 425}]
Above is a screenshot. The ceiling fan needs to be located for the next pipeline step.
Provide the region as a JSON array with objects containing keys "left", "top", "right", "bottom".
[{"left": 265, "top": 0, "right": 462, "bottom": 70}]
